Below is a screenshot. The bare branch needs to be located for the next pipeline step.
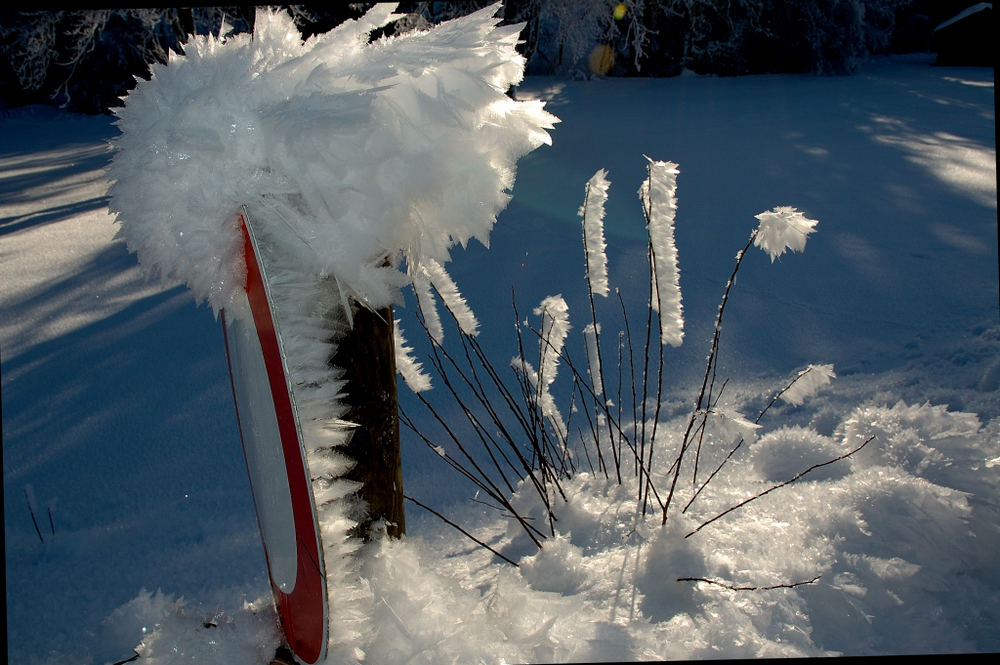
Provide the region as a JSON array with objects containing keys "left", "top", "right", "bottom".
[
  {"left": 677, "top": 574, "right": 822, "bottom": 591},
  {"left": 405, "top": 495, "right": 519, "bottom": 567}
]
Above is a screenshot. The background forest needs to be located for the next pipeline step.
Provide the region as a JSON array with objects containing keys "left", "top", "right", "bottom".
[{"left": 0, "top": 1, "right": 990, "bottom": 115}]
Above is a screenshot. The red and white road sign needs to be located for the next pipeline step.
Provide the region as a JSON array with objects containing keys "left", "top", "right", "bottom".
[{"left": 222, "top": 206, "right": 327, "bottom": 664}]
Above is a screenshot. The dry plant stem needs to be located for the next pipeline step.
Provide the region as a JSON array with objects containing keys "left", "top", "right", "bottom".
[
  {"left": 526, "top": 321, "right": 666, "bottom": 513},
  {"left": 511, "top": 297, "right": 564, "bottom": 535},
  {"left": 405, "top": 305, "right": 551, "bottom": 545},
  {"left": 571, "top": 375, "right": 603, "bottom": 477},
  {"left": 677, "top": 575, "right": 822, "bottom": 591},
  {"left": 513, "top": 295, "right": 547, "bottom": 466},
  {"left": 686, "top": 434, "right": 877, "bottom": 538},
  {"left": 398, "top": 413, "right": 523, "bottom": 537},
  {"left": 562, "top": 378, "right": 581, "bottom": 477},
  {"left": 691, "top": 375, "right": 730, "bottom": 488},
  {"left": 663, "top": 231, "right": 757, "bottom": 525},
  {"left": 400, "top": 408, "right": 548, "bottom": 546},
  {"left": 637, "top": 177, "right": 669, "bottom": 516},
  {"left": 639, "top": 243, "right": 655, "bottom": 482},
  {"left": 616, "top": 288, "right": 639, "bottom": 479},
  {"left": 456, "top": 328, "right": 532, "bottom": 450},
  {"left": 417, "top": 311, "right": 521, "bottom": 495},
  {"left": 404, "top": 494, "right": 519, "bottom": 566},
  {"left": 461, "top": 330, "right": 547, "bottom": 479},
  {"left": 692, "top": 253, "right": 741, "bottom": 487},
  {"left": 24, "top": 488, "right": 44, "bottom": 544},
  {"left": 425, "top": 287, "right": 564, "bottom": 510},
  {"left": 642, "top": 245, "right": 667, "bottom": 515},
  {"left": 615, "top": 330, "right": 625, "bottom": 479},
  {"left": 523, "top": 316, "right": 576, "bottom": 476},
  {"left": 514, "top": 316, "right": 571, "bottom": 499},
  {"left": 683, "top": 368, "right": 816, "bottom": 513}
]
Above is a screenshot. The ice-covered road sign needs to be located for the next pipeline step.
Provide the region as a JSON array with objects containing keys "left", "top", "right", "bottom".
[{"left": 222, "top": 207, "right": 327, "bottom": 664}]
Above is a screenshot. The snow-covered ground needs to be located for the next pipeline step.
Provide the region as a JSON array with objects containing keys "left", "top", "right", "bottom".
[{"left": 3, "top": 54, "right": 997, "bottom": 663}]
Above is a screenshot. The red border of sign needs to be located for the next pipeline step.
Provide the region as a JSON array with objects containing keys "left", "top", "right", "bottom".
[{"left": 222, "top": 209, "right": 328, "bottom": 664}]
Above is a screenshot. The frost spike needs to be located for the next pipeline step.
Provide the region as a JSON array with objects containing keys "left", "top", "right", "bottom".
[
  {"left": 580, "top": 169, "right": 611, "bottom": 298},
  {"left": 638, "top": 156, "right": 684, "bottom": 347},
  {"left": 534, "top": 294, "right": 571, "bottom": 399},
  {"left": 423, "top": 258, "right": 479, "bottom": 337},
  {"left": 412, "top": 270, "right": 443, "bottom": 343},
  {"left": 394, "top": 318, "right": 432, "bottom": 393}
]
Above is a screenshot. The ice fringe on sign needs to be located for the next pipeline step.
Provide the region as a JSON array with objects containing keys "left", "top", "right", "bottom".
[{"left": 106, "top": 4, "right": 557, "bottom": 662}]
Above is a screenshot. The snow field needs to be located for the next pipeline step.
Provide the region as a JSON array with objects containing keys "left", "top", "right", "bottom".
[{"left": 1, "top": 17, "right": 996, "bottom": 665}]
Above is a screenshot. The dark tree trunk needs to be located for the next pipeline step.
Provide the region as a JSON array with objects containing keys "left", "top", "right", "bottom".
[{"left": 331, "top": 303, "right": 405, "bottom": 541}]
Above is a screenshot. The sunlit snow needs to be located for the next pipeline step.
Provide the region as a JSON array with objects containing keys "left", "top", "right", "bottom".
[{"left": 1, "top": 13, "right": 996, "bottom": 665}]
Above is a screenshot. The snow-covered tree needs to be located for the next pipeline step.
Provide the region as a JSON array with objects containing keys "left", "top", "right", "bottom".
[{"left": 0, "top": 8, "right": 254, "bottom": 113}]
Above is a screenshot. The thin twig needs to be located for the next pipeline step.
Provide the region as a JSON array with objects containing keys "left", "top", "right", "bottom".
[
  {"left": 684, "top": 368, "right": 814, "bottom": 513},
  {"left": 677, "top": 574, "right": 822, "bottom": 591},
  {"left": 24, "top": 488, "right": 43, "bottom": 544},
  {"left": 663, "top": 231, "right": 757, "bottom": 525}
]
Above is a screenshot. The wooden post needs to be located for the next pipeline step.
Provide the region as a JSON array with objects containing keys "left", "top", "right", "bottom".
[{"left": 331, "top": 302, "right": 405, "bottom": 540}]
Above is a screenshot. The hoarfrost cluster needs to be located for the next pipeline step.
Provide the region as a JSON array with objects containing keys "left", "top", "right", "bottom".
[{"left": 108, "top": 3, "right": 557, "bottom": 319}]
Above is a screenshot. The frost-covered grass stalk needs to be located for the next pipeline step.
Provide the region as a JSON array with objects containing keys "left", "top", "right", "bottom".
[{"left": 401, "top": 157, "right": 873, "bottom": 560}]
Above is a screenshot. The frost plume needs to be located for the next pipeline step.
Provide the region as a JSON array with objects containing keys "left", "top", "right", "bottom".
[
  {"left": 639, "top": 156, "right": 683, "bottom": 347},
  {"left": 781, "top": 363, "right": 836, "bottom": 406},
  {"left": 394, "top": 319, "right": 432, "bottom": 393},
  {"left": 534, "top": 294, "right": 571, "bottom": 393},
  {"left": 753, "top": 206, "right": 819, "bottom": 262},
  {"left": 411, "top": 270, "right": 444, "bottom": 343},
  {"left": 421, "top": 258, "right": 479, "bottom": 337},
  {"left": 579, "top": 169, "right": 611, "bottom": 297}
]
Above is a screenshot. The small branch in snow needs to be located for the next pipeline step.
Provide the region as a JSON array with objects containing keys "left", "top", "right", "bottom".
[
  {"left": 24, "top": 486, "right": 44, "bottom": 544},
  {"left": 677, "top": 574, "right": 822, "bottom": 591}
]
